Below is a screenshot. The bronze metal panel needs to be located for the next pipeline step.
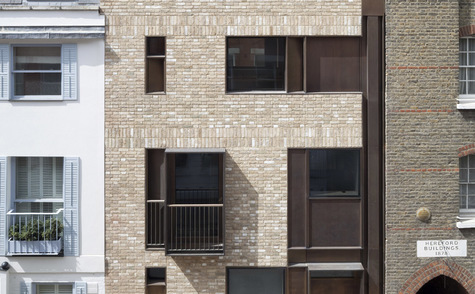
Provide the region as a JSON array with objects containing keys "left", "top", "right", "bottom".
[
  {"left": 362, "top": 0, "right": 384, "bottom": 16},
  {"left": 306, "top": 248, "right": 362, "bottom": 263},
  {"left": 288, "top": 267, "right": 308, "bottom": 294},
  {"left": 146, "top": 149, "right": 165, "bottom": 201},
  {"left": 365, "top": 16, "right": 384, "bottom": 294},
  {"left": 288, "top": 149, "right": 308, "bottom": 248},
  {"left": 310, "top": 277, "right": 360, "bottom": 294},
  {"left": 288, "top": 248, "right": 307, "bottom": 263},
  {"left": 309, "top": 199, "right": 361, "bottom": 247},
  {"left": 306, "top": 37, "right": 361, "bottom": 92},
  {"left": 287, "top": 37, "right": 304, "bottom": 92}
]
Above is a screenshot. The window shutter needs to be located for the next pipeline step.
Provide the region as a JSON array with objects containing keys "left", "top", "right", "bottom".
[
  {"left": 0, "top": 44, "right": 9, "bottom": 100},
  {"left": 63, "top": 157, "right": 79, "bottom": 256},
  {"left": 74, "top": 282, "right": 87, "bottom": 294},
  {"left": 0, "top": 157, "right": 6, "bottom": 256},
  {"left": 62, "top": 44, "right": 77, "bottom": 101},
  {"left": 20, "top": 281, "right": 32, "bottom": 294}
]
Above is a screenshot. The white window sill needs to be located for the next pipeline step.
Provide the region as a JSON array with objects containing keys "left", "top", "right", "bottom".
[
  {"left": 457, "top": 96, "right": 475, "bottom": 109},
  {"left": 11, "top": 96, "right": 63, "bottom": 101},
  {"left": 456, "top": 216, "right": 475, "bottom": 228}
]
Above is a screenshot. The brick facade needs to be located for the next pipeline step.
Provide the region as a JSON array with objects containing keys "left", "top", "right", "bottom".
[
  {"left": 102, "top": 0, "right": 364, "bottom": 292},
  {"left": 386, "top": 0, "right": 475, "bottom": 293}
]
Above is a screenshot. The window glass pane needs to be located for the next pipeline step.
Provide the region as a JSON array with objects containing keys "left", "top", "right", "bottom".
[
  {"left": 460, "top": 53, "right": 467, "bottom": 66},
  {"left": 469, "top": 170, "right": 475, "bottom": 182},
  {"left": 460, "top": 184, "right": 467, "bottom": 196},
  {"left": 468, "top": 81, "right": 475, "bottom": 94},
  {"left": 16, "top": 157, "right": 63, "bottom": 200},
  {"left": 227, "top": 37, "right": 285, "bottom": 92},
  {"left": 147, "top": 37, "right": 165, "bottom": 56},
  {"left": 460, "top": 68, "right": 466, "bottom": 80},
  {"left": 58, "top": 285, "right": 73, "bottom": 294},
  {"left": 38, "top": 285, "right": 56, "bottom": 294},
  {"left": 460, "top": 156, "right": 468, "bottom": 168},
  {"left": 469, "top": 155, "right": 475, "bottom": 168},
  {"left": 468, "top": 184, "right": 475, "bottom": 195},
  {"left": 468, "top": 196, "right": 475, "bottom": 209},
  {"left": 309, "top": 149, "right": 360, "bottom": 197},
  {"left": 14, "top": 47, "right": 61, "bottom": 71},
  {"left": 469, "top": 39, "right": 475, "bottom": 51},
  {"left": 175, "top": 153, "right": 219, "bottom": 203},
  {"left": 468, "top": 68, "right": 475, "bottom": 80},
  {"left": 460, "top": 39, "right": 467, "bottom": 51},
  {"left": 460, "top": 195, "right": 467, "bottom": 209},
  {"left": 460, "top": 168, "right": 468, "bottom": 182},
  {"left": 228, "top": 268, "right": 285, "bottom": 294},
  {"left": 469, "top": 53, "right": 475, "bottom": 65},
  {"left": 14, "top": 73, "right": 61, "bottom": 96},
  {"left": 460, "top": 82, "right": 466, "bottom": 94}
]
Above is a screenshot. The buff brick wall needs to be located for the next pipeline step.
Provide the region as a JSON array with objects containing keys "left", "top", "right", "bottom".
[
  {"left": 386, "top": 0, "right": 475, "bottom": 293},
  {"left": 102, "top": 0, "right": 363, "bottom": 292}
]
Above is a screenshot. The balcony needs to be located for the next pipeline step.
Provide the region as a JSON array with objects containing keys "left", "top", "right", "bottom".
[
  {"left": 146, "top": 201, "right": 224, "bottom": 254},
  {"left": 6, "top": 209, "right": 63, "bottom": 256},
  {"left": 167, "top": 204, "right": 223, "bottom": 254}
]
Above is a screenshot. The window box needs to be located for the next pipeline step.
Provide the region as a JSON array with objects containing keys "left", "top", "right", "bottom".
[{"left": 7, "top": 238, "right": 62, "bottom": 255}]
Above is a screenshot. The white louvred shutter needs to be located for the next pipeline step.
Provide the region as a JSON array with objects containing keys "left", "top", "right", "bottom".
[
  {"left": 62, "top": 44, "right": 77, "bottom": 101},
  {"left": 63, "top": 157, "right": 79, "bottom": 256},
  {"left": 0, "top": 157, "right": 6, "bottom": 255},
  {"left": 0, "top": 44, "right": 9, "bottom": 100}
]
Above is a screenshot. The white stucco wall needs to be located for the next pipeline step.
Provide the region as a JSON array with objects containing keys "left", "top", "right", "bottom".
[{"left": 0, "top": 9, "right": 105, "bottom": 293}]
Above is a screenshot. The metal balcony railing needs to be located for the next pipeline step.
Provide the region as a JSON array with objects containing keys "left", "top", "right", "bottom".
[
  {"left": 6, "top": 209, "right": 64, "bottom": 255},
  {"left": 167, "top": 204, "right": 223, "bottom": 254},
  {"left": 147, "top": 200, "right": 165, "bottom": 248}
]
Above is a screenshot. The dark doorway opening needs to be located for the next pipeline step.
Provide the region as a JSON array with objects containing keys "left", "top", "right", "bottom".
[{"left": 417, "top": 275, "right": 468, "bottom": 294}]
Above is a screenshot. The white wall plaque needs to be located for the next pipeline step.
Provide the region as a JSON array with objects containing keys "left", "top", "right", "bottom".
[{"left": 417, "top": 240, "right": 467, "bottom": 257}]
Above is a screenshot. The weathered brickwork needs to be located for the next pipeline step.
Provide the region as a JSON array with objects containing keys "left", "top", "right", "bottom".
[
  {"left": 386, "top": 0, "right": 475, "bottom": 293},
  {"left": 103, "top": 0, "right": 363, "bottom": 292}
]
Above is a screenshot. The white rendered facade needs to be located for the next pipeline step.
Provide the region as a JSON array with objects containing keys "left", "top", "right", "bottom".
[{"left": 0, "top": 5, "right": 104, "bottom": 294}]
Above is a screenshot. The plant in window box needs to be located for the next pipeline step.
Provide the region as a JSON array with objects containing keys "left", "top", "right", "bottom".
[{"left": 8, "top": 218, "right": 63, "bottom": 255}]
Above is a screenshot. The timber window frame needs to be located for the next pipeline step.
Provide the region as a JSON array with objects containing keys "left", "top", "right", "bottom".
[
  {"left": 145, "top": 37, "right": 166, "bottom": 94},
  {"left": 458, "top": 37, "right": 475, "bottom": 109},
  {"left": 459, "top": 154, "right": 475, "bottom": 215},
  {"left": 226, "top": 36, "right": 361, "bottom": 93},
  {"left": 0, "top": 44, "right": 77, "bottom": 101}
]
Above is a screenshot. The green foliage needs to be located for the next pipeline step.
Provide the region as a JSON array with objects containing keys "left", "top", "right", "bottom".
[{"left": 9, "top": 218, "right": 63, "bottom": 241}]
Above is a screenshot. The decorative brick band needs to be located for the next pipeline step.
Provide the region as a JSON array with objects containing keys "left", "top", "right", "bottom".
[
  {"left": 387, "top": 66, "right": 458, "bottom": 70},
  {"left": 458, "top": 144, "right": 475, "bottom": 157},
  {"left": 460, "top": 25, "right": 475, "bottom": 37},
  {"left": 399, "top": 260, "right": 474, "bottom": 294}
]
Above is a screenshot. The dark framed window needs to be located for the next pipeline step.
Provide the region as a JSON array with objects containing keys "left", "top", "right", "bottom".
[
  {"left": 227, "top": 37, "right": 285, "bottom": 92},
  {"left": 146, "top": 149, "right": 225, "bottom": 254},
  {"left": 309, "top": 149, "right": 360, "bottom": 197},
  {"left": 227, "top": 268, "right": 285, "bottom": 294},
  {"left": 288, "top": 149, "right": 362, "bottom": 251},
  {"left": 226, "top": 37, "right": 361, "bottom": 93},
  {"left": 146, "top": 37, "right": 165, "bottom": 93}
]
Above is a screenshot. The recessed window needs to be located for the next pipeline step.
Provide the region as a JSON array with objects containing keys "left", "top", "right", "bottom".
[
  {"left": 227, "top": 37, "right": 286, "bottom": 92},
  {"left": 309, "top": 149, "right": 360, "bottom": 197},
  {"left": 146, "top": 37, "right": 165, "bottom": 93},
  {"left": 227, "top": 268, "right": 285, "bottom": 294},
  {"left": 0, "top": 44, "right": 77, "bottom": 101},
  {"left": 146, "top": 149, "right": 225, "bottom": 254},
  {"left": 459, "top": 38, "right": 475, "bottom": 96},
  {"left": 146, "top": 267, "right": 166, "bottom": 294},
  {"left": 13, "top": 46, "right": 61, "bottom": 97},
  {"left": 460, "top": 154, "right": 475, "bottom": 213},
  {"left": 226, "top": 37, "right": 361, "bottom": 93}
]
